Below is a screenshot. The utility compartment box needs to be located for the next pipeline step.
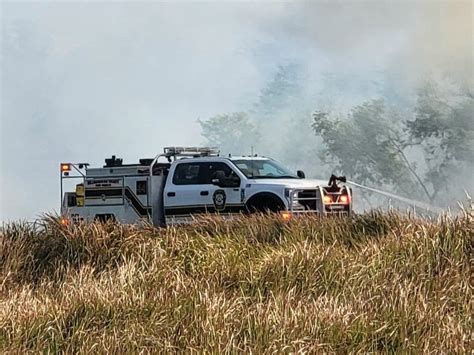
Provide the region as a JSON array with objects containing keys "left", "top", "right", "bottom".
[{"left": 76, "top": 183, "right": 84, "bottom": 206}]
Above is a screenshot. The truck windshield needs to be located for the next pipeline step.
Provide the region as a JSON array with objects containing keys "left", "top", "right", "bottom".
[{"left": 231, "top": 159, "right": 298, "bottom": 179}]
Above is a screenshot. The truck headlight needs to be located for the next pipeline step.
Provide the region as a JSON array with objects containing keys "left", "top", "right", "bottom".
[{"left": 285, "top": 189, "right": 300, "bottom": 206}]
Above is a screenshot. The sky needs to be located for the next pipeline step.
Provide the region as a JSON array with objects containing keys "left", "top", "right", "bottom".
[{"left": 1, "top": 0, "right": 472, "bottom": 221}]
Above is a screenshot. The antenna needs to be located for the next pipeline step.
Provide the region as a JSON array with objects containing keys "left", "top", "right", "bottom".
[{"left": 250, "top": 145, "right": 254, "bottom": 178}]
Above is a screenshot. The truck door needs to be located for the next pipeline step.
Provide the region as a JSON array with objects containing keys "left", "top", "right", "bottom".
[
  {"left": 163, "top": 161, "right": 244, "bottom": 218},
  {"left": 204, "top": 162, "right": 243, "bottom": 213},
  {"left": 163, "top": 162, "right": 204, "bottom": 216}
]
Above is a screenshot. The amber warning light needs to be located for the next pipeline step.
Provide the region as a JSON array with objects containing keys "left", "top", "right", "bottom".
[
  {"left": 339, "top": 195, "right": 350, "bottom": 204},
  {"left": 323, "top": 195, "right": 332, "bottom": 204},
  {"left": 61, "top": 163, "right": 71, "bottom": 173}
]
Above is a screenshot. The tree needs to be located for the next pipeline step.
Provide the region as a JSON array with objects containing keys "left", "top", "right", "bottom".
[
  {"left": 254, "top": 64, "right": 303, "bottom": 120},
  {"left": 405, "top": 81, "right": 474, "bottom": 202},
  {"left": 198, "top": 112, "right": 260, "bottom": 156},
  {"left": 312, "top": 99, "right": 417, "bottom": 196},
  {"left": 199, "top": 63, "right": 314, "bottom": 165},
  {"left": 312, "top": 84, "right": 474, "bottom": 204}
]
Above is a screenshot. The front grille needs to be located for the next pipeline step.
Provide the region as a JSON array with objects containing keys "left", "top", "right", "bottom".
[{"left": 297, "top": 190, "right": 318, "bottom": 210}]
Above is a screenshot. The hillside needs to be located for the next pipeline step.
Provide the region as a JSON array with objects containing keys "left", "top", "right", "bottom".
[{"left": 0, "top": 213, "right": 472, "bottom": 353}]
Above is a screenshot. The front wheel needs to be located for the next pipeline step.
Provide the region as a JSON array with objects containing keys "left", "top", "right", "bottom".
[{"left": 245, "top": 195, "right": 285, "bottom": 214}]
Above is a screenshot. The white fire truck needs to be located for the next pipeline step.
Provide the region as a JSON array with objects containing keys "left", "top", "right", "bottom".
[{"left": 60, "top": 147, "right": 352, "bottom": 225}]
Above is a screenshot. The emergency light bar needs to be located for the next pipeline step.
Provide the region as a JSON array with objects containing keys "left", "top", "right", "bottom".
[{"left": 163, "top": 146, "right": 220, "bottom": 157}]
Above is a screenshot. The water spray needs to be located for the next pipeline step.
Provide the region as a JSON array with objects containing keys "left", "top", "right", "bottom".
[{"left": 346, "top": 180, "right": 444, "bottom": 213}]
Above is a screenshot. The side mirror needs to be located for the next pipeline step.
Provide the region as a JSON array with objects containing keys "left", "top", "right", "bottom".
[{"left": 297, "top": 170, "right": 306, "bottom": 179}]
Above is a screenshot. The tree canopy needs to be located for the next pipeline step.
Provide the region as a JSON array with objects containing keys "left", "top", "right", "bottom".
[
  {"left": 312, "top": 82, "right": 473, "bottom": 204},
  {"left": 198, "top": 112, "right": 260, "bottom": 156}
]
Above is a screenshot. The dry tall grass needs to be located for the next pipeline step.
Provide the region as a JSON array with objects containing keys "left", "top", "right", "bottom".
[{"left": 0, "top": 212, "right": 472, "bottom": 353}]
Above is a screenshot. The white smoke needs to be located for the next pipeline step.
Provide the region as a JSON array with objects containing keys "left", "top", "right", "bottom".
[{"left": 1, "top": 1, "right": 472, "bottom": 220}]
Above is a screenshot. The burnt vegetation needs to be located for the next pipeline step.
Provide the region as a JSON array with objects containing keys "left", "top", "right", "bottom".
[{"left": 0, "top": 212, "right": 472, "bottom": 353}]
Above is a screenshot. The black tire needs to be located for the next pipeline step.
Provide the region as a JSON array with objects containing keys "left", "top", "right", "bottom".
[{"left": 246, "top": 193, "right": 285, "bottom": 214}]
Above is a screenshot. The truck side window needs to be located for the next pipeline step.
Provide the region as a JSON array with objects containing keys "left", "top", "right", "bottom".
[
  {"left": 136, "top": 180, "right": 147, "bottom": 195},
  {"left": 207, "top": 163, "right": 240, "bottom": 185},
  {"left": 66, "top": 193, "right": 76, "bottom": 207},
  {"left": 173, "top": 163, "right": 205, "bottom": 185}
]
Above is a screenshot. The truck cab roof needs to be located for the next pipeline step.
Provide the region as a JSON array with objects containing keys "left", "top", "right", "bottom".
[{"left": 173, "top": 156, "right": 271, "bottom": 162}]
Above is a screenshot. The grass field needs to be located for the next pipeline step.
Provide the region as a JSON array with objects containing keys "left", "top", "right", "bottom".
[{"left": 0, "top": 212, "right": 472, "bottom": 353}]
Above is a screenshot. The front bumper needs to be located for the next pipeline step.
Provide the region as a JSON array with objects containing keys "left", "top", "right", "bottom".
[{"left": 286, "top": 187, "right": 352, "bottom": 216}]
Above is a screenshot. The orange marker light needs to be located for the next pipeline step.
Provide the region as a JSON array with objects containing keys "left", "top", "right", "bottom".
[
  {"left": 60, "top": 217, "right": 69, "bottom": 226},
  {"left": 61, "top": 163, "right": 71, "bottom": 172},
  {"left": 323, "top": 195, "right": 332, "bottom": 204},
  {"left": 281, "top": 212, "right": 292, "bottom": 221}
]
